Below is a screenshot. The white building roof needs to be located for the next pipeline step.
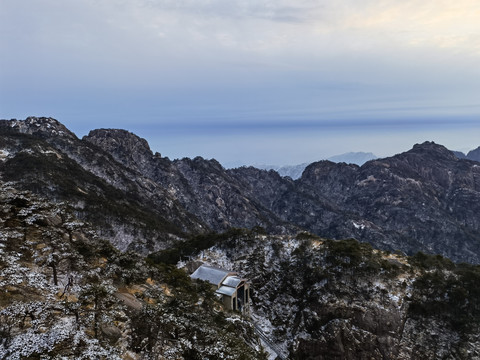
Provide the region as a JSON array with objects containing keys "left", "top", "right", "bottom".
[
  {"left": 216, "top": 286, "right": 237, "bottom": 296},
  {"left": 191, "top": 265, "right": 235, "bottom": 286},
  {"left": 222, "top": 276, "right": 242, "bottom": 288}
]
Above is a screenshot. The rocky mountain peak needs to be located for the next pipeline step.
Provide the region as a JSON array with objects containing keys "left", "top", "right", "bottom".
[
  {"left": 408, "top": 141, "right": 457, "bottom": 160},
  {"left": 301, "top": 160, "right": 358, "bottom": 183},
  {"left": 85, "top": 128, "right": 153, "bottom": 155},
  {"left": 0, "top": 116, "right": 77, "bottom": 140},
  {"left": 185, "top": 156, "right": 225, "bottom": 172},
  {"left": 84, "top": 128, "right": 159, "bottom": 173}
]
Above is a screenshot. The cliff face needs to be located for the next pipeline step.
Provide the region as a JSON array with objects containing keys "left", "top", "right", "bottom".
[
  {"left": 84, "top": 128, "right": 295, "bottom": 234},
  {"left": 302, "top": 142, "right": 480, "bottom": 263}
]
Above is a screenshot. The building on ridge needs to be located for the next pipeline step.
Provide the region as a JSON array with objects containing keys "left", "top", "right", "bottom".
[{"left": 191, "top": 264, "right": 250, "bottom": 314}]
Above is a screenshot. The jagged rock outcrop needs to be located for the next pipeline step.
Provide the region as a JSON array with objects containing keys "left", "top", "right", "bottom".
[
  {"left": 0, "top": 118, "right": 207, "bottom": 253},
  {"left": 83, "top": 129, "right": 161, "bottom": 177},
  {"left": 84, "top": 129, "right": 295, "bottom": 234},
  {"left": 232, "top": 142, "right": 480, "bottom": 263},
  {"left": 3, "top": 116, "right": 78, "bottom": 140}
]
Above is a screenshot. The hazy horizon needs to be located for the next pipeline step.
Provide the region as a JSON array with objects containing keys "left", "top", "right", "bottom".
[{"left": 1, "top": 1, "right": 479, "bottom": 165}]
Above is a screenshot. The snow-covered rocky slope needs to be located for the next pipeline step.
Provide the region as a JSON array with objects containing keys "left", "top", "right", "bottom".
[
  {"left": 180, "top": 232, "right": 480, "bottom": 359},
  {"left": 0, "top": 182, "right": 266, "bottom": 359}
]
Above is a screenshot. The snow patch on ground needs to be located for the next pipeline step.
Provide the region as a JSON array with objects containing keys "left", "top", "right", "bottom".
[
  {"left": 283, "top": 237, "right": 300, "bottom": 256},
  {"left": 251, "top": 312, "right": 274, "bottom": 335},
  {"left": 389, "top": 293, "right": 400, "bottom": 303},
  {"left": 353, "top": 221, "right": 366, "bottom": 230},
  {"left": 251, "top": 313, "right": 286, "bottom": 360},
  {"left": 39, "top": 148, "right": 61, "bottom": 158},
  {"left": 196, "top": 247, "right": 233, "bottom": 270},
  {"left": 0, "top": 149, "right": 11, "bottom": 161}
]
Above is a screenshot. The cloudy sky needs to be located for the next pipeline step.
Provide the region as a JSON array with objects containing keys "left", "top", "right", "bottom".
[{"left": 1, "top": 0, "right": 479, "bottom": 166}]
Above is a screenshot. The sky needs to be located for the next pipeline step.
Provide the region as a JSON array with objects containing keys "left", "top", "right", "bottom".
[{"left": 1, "top": 0, "right": 480, "bottom": 166}]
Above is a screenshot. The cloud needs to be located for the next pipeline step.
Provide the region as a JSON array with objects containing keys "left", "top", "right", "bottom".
[
  {"left": 3, "top": 0, "right": 479, "bottom": 70},
  {"left": 138, "top": 0, "right": 324, "bottom": 22}
]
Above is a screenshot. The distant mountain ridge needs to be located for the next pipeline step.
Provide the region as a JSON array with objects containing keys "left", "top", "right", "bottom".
[
  {"left": 2, "top": 117, "right": 480, "bottom": 263},
  {"left": 327, "top": 151, "right": 377, "bottom": 164},
  {"left": 255, "top": 163, "right": 310, "bottom": 179},
  {"left": 255, "top": 152, "right": 377, "bottom": 179},
  {"left": 454, "top": 147, "right": 480, "bottom": 162}
]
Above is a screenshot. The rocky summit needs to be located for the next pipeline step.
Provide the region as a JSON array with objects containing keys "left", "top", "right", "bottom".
[
  {"left": 1, "top": 117, "right": 480, "bottom": 359},
  {"left": 84, "top": 128, "right": 293, "bottom": 236}
]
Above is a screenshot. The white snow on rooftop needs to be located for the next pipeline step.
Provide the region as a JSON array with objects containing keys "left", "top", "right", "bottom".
[
  {"left": 190, "top": 265, "right": 234, "bottom": 286},
  {"left": 216, "top": 286, "right": 237, "bottom": 297},
  {"left": 222, "top": 276, "right": 242, "bottom": 288}
]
